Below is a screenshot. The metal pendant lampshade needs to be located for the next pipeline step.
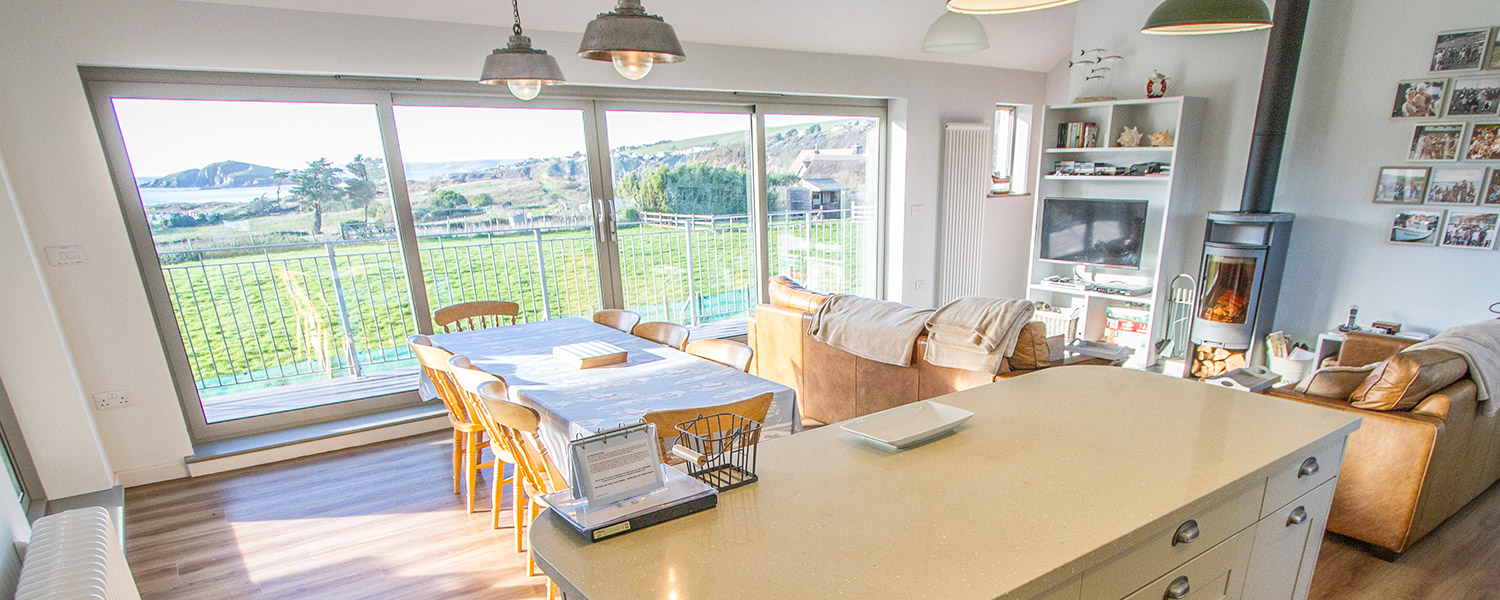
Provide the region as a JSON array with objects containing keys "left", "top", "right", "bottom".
[
  {"left": 1142, "top": 0, "right": 1273, "bottom": 35},
  {"left": 923, "top": 12, "right": 990, "bottom": 53},
  {"left": 945, "top": 0, "right": 1079, "bottom": 15},
  {"left": 479, "top": 0, "right": 565, "bottom": 101},
  {"left": 578, "top": 0, "right": 686, "bottom": 81}
]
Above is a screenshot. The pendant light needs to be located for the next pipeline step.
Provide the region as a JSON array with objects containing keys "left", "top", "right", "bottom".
[
  {"left": 578, "top": 0, "right": 686, "bottom": 81},
  {"left": 945, "top": 0, "right": 1079, "bottom": 15},
  {"left": 479, "top": 0, "right": 566, "bottom": 100},
  {"left": 1142, "top": 0, "right": 1273, "bottom": 35},
  {"left": 923, "top": 12, "right": 990, "bottom": 53}
]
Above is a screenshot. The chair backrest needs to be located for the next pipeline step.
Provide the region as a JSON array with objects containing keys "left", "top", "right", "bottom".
[
  {"left": 592, "top": 309, "right": 642, "bottom": 333},
  {"left": 407, "top": 335, "right": 474, "bottom": 424},
  {"left": 640, "top": 392, "right": 773, "bottom": 463},
  {"left": 434, "top": 300, "right": 522, "bottom": 333},
  {"left": 685, "top": 339, "right": 754, "bottom": 372},
  {"left": 632, "top": 321, "right": 690, "bottom": 350},
  {"left": 474, "top": 382, "right": 569, "bottom": 495}
]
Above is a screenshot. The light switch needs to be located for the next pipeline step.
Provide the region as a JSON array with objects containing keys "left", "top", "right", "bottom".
[
  {"left": 44, "top": 245, "right": 86, "bottom": 266},
  {"left": 910, "top": 205, "right": 925, "bottom": 217}
]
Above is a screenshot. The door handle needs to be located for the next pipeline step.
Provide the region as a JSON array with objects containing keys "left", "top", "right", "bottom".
[
  {"left": 1287, "top": 506, "right": 1308, "bottom": 526},
  {"left": 1165, "top": 576, "right": 1190, "bottom": 599},
  {"left": 1172, "top": 519, "right": 1199, "bottom": 546}
]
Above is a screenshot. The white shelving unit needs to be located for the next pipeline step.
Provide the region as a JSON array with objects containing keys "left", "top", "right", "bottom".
[{"left": 1026, "top": 97, "right": 1204, "bottom": 369}]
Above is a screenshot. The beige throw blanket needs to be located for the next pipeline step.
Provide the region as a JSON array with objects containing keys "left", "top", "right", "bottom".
[
  {"left": 924, "top": 296, "right": 1036, "bottom": 374},
  {"left": 806, "top": 295, "right": 934, "bottom": 367},
  {"left": 1409, "top": 320, "right": 1500, "bottom": 415}
]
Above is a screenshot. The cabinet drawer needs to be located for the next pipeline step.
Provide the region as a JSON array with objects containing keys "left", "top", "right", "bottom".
[
  {"left": 1243, "top": 478, "right": 1338, "bottom": 600},
  {"left": 1262, "top": 437, "right": 1343, "bottom": 518},
  {"left": 1121, "top": 529, "right": 1254, "bottom": 600},
  {"left": 1081, "top": 482, "right": 1262, "bottom": 600}
]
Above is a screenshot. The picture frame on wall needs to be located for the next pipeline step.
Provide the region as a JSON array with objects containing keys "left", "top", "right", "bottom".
[
  {"left": 1391, "top": 79, "right": 1448, "bottom": 118},
  {"left": 1425, "top": 167, "right": 1488, "bottom": 205},
  {"left": 1483, "top": 169, "right": 1500, "bottom": 206},
  {"left": 1431, "top": 29, "right": 1490, "bottom": 73},
  {"left": 1467, "top": 123, "right": 1500, "bottom": 161},
  {"left": 1373, "top": 167, "right": 1431, "bottom": 204},
  {"left": 1438, "top": 210, "right": 1499, "bottom": 250},
  {"left": 1448, "top": 75, "right": 1500, "bottom": 117},
  {"left": 1490, "top": 27, "right": 1500, "bottom": 71},
  {"left": 1409, "top": 123, "right": 1465, "bottom": 161},
  {"left": 1389, "top": 209, "right": 1444, "bottom": 246}
]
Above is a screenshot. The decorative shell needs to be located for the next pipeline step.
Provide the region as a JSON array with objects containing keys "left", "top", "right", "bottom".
[
  {"left": 1117, "top": 126, "right": 1143, "bottom": 148},
  {"left": 1150, "top": 129, "right": 1174, "bottom": 147}
]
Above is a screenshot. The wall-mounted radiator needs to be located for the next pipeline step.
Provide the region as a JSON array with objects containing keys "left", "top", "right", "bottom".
[
  {"left": 938, "top": 122, "right": 993, "bottom": 304},
  {"left": 15, "top": 507, "right": 139, "bottom": 600}
]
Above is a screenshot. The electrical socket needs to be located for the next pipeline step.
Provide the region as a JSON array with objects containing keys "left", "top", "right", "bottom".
[
  {"left": 93, "top": 390, "right": 131, "bottom": 410},
  {"left": 914, "top": 279, "right": 930, "bottom": 291}
]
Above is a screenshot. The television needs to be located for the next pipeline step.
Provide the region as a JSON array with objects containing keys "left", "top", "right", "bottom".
[{"left": 1038, "top": 198, "right": 1149, "bottom": 269}]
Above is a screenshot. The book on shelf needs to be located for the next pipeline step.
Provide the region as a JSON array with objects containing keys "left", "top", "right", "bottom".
[{"left": 1055, "top": 122, "right": 1100, "bottom": 149}]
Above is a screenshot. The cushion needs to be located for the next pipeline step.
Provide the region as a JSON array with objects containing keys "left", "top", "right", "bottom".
[
  {"left": 1006, "top": 322, "right": 1051, "bottom": 370},
  {"left": 1349, "top": 349, "right": 1470, "bottom": 411},
  {"left": 1294, "top": 364, "right": 1378, "bottom": 398},
  {"left": 768, "top": 276, "right": 829, "bottom": 313}
]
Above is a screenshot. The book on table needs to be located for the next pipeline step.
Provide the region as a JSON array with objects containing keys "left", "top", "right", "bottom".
[{"left": 553, "top": 341, "right": 627, "bottom": 369}]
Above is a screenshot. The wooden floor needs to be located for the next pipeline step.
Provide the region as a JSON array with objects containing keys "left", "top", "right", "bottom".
[{"left": 125, "top": 431, "right": 1500, "bottom": 600}]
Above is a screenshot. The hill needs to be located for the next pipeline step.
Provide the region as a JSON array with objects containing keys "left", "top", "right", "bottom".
[{"left": 142, "top": 160, "right": 279, "bottom": 189}]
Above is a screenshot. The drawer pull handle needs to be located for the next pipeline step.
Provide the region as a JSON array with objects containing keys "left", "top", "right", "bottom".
[
  {"left": 1165, "top": 576, "right": 1190, "bottom": 599},
  {"left": 1298, "top": 457, "right": 1320, "bottom": 478},
  {"left": 1172, "top": 520, "right": 1199, "bottom": 546},
  {"left": 1287, "top": 506, "right": 1308, "bottom": 526}
]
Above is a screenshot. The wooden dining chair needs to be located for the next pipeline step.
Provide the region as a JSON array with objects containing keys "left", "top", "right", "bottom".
[
  {"left": 640, "top": 392, "right": 774, "bottom": 464},
  {"left": 685, "top": 339, "right": 754, "bottom": 372},
  {"left": 471, "top": 377, "right": 569, "bottom": 598},
  {"left": 407, "top": 336, "right": 504, "bottom": 514},
  {"left": 434, "top": 300, "right": 522, "bottom": 333},
  {"left": 632, "top": 321, "right": 690, "bottom": 350},
  {"left": 444, "top": 356, "right": 524, "bottom": 538},
  {"left": 592, "top": 308, "right": 642, "bottom": 333}
]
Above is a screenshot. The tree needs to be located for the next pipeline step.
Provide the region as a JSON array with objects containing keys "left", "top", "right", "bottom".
[
  {"left": 471, "top": 193, "right": 495, "bottom": 207},
  {"left": 273, "top": 169, "right": 291, "bottom": 203},
  {"left": 343, "top": 154, "right": 379, "bottom": 223},
  {"left": 432, "top": 189, "right": 468, "bottom": 208},
  {"left": 289, "top": 158, "right": 344, "bottom": 235}
]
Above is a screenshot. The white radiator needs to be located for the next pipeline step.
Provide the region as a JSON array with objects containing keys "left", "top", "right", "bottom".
[
  {"left": 15, "top": 508, "right": 139, "bottom": 600},
  {"left": 938, "top": 122, "right": 993, "bottom": 304}
]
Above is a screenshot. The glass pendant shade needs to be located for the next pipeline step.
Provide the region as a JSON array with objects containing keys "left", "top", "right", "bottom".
[
  {"left": 1142, "top": 0, "right": 1273, "bottom": 35},
  {"left": 578, "top": 0, "right": 686, "bottom": 80},
  {"left": 923, "top": 12, "right": 990, "bottom": 53},
  {"left": 479, "top": 34, "right": 567, "bottom": 100},
  {"left": 945, "top": 0, "right": 1079, "bottom": 15}
]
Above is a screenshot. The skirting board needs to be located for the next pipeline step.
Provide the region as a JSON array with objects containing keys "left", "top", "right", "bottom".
[
  {"left": 115, "top": 462, "right": 190, "bottom": 488},
  {"left": 183, "top": 415, "right": 447, "bottom": 480}
]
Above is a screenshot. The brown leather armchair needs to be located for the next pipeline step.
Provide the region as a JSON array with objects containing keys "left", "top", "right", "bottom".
[
  {"left": 746, "top": 277, "right": 1094, "bottom": 425},
  {"left": 1266, "top": 331, "right": 1498, "bottom": 559}
]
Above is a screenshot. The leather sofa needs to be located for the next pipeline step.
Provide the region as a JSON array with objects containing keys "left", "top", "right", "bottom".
[
  {"left": 1266, "top": 331, "right": 1496, "bottom": 559},
  {"left": 745, "top": 277, "right": 1083, "bottom": 425}
]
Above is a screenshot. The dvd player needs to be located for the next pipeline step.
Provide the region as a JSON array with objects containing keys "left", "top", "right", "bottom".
[{"left": 1087, "top": 281, "right": 1153, "bottom": 297}]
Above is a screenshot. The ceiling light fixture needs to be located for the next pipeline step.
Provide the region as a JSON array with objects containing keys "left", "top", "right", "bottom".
[
  {"left": 1141, "top": 0, "right": 1273, "bottom": 35},
  {"left": 578, "top": 0, "right": 687, "bottom": 81},
  {"left": 945, "top": 0, "right": 1079, "bottom": 15},
  {"left": 923, "top": 12, "right": 991, "bottom": 53},
  {"left": 479, "top": 0, "right": 566, "bottom": 101}
]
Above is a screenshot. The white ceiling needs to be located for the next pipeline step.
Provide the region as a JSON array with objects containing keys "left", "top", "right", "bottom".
[{"left": 185, "top": 0, "right": 1077, "bottom": 73}]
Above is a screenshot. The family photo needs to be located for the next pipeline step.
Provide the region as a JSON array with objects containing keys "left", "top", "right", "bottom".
[
  {"left": 1485, "top": 170, "right": 1500, "bottom": 205},
  {"left": 1448, "top": 75, "right": 1500, "bottom": 117},
  {"left": 1425, "top": 167, "right": 1487, "bottom": 205},
  {"left": 1389, "top": 209, "right": 1444, "bottom": 245},
  {"left": 1440, "top": 210, "right": 1500, "bottom": 250},
  {"left": 1410, "top": 123, "right": 1464, "bottom": 161},
  {"left": 1391, "top": 79, "right": 1447, "bottom": 118},
  {"left": 1469, "top": 123, "right": 1500, "bottom": 161},
  {"left": 1373, "top": 167, "right": 1430, "bottom": 203},
  {"left": 1431, "top": 29, "right": 1490, "bottom": 72}
]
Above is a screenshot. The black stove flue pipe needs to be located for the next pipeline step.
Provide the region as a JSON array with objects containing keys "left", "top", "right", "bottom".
[{"left": 1239, "top": 0, "right": 1311, "bottom": 214}]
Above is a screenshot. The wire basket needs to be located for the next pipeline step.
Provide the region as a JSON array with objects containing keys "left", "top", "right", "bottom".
[{"left": 671, "top": 412, "right": 762, "bottom": 492}]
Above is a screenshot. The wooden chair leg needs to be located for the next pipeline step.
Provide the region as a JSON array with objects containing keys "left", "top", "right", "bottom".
[
  {"left": 451, "top": 429, "right": 462, "bottom": 495},
  {"left": 491, "top": 461, "right": 503, "bottom": 530},
  {"left": 464, "top": 434, "right": 477, "bottom": 514},
  {"left": 513, "top": 481, "right": 526, "bottom": 553},
  {"left": 546, "top": 577, "right": 558, "bottom": 600}
]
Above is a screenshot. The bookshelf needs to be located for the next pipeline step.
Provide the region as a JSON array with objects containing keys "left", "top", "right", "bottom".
[{"left": 1026, "top": 96, "right": 1203, "bottom": 369}]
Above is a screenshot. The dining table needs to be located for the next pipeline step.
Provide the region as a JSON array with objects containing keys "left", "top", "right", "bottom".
[{"left": 427, "top": 317, "right": 799, "bottom": 475}]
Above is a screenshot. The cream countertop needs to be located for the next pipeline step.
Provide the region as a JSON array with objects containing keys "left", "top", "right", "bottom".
[{"left": 529, "top": 366, "right": 1361, "bottom": 600}]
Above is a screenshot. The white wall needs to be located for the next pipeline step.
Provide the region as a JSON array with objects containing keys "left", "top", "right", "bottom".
[
  {"left": 0, "top": 0, "right": 1050, "bottom": 490},
  {"left": 1070, "top": 0, "right": 1498, "bottom": 345}
]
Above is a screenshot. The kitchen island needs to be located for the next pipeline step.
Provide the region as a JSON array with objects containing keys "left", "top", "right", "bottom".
[{"left": 529, "top": 367, "right": 1361, "bottom": 600}]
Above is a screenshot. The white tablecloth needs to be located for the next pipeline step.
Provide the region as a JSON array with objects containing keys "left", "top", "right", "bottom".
[{"left": 429, "top": 317, "right": 799, "bottom": 475}]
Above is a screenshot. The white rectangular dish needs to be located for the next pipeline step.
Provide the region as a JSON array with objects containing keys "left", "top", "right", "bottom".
[{"left": 840, "top": 401, "right": 975, "bottom": 449}]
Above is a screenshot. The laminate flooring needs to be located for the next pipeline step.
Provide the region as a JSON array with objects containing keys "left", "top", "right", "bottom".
[{"left": 125, "top": 431, "right": 1500, "bottom": 599}]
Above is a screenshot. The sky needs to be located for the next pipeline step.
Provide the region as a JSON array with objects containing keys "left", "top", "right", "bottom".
[{"left": 112, "top": 98, "right": 866, "bottom": 177}]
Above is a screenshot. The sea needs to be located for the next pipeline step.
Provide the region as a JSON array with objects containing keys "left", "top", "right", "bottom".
[{"left": 137, "top": 185, "right": 282, "bottom": 206}]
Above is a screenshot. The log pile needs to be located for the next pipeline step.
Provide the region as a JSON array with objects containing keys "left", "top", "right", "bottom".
[{"left": 1191, "top": 344, "right": 1247, "bottom": 378}]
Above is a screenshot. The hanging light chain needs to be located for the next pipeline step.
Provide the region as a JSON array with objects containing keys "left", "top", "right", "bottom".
[{"left": 511, "top": 0, "right": 523, "bottom": 37}]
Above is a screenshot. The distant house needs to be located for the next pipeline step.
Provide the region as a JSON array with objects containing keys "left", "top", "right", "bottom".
[
  {"left": 793, "top": 148, "right": 867, "bottom": 181},
  {"left": 787, "top": 177, "right": 847, "bottom": 217}
]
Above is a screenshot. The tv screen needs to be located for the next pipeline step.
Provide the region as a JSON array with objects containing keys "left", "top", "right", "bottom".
[{"left": 1039, "top": 198, "right": 1148, "bottom": 269}]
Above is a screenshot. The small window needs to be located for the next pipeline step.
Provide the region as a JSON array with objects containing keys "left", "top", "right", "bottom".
[{"left": 990, "top": 104, "right": 1031, "bottom": 196}]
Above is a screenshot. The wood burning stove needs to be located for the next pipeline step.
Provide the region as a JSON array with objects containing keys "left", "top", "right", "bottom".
[{"left": 1189, "top": 212, "right": 1293, "bottom": 379}]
